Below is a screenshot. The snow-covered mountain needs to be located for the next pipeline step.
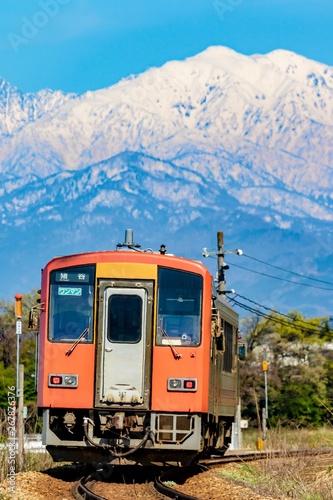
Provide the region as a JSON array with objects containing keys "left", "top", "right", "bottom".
[{"left": 1, "top": 46, "right": 332, "bottom": 318}]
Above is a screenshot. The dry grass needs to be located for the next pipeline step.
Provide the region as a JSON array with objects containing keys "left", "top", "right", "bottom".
[
  {"left": 0, "top": 447, "right": 54, "bottom": 483},
  {"left": 223, "top": 426, "right": 333, "bottom": 499}
]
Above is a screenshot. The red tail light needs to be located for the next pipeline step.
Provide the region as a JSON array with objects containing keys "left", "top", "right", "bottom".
[
  {"left": 50, "top": 375, "right": 62, "bottom": 385},
  {"left": 167, "top": 378, "right": 197, "bottom": 392}
]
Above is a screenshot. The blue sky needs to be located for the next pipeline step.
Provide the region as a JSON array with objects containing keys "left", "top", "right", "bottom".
[{"left": 0, "top": 0, "right": 332, "bottom": 94}]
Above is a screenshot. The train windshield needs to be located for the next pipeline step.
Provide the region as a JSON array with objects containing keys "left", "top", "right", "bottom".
[
  {"left": 157, "top": 267, "right": 202, "bottom": 346},
  {"left": 48, "top": 265, "right": 95, "bottom": 342}
]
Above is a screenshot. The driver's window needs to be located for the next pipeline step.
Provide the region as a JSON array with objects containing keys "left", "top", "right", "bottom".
[
  {"left": 49, "top": 265, "right": 95, "bottom": 342},
  {"left": 156, "top": 267, "right": 202, "bottom": 346}
]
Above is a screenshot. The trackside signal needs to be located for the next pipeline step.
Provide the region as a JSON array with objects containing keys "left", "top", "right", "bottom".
[{"left": 15, "top": 294, "right": 22, "bottom": 318}]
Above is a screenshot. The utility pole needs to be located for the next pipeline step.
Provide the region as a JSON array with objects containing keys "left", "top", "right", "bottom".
[
  {"left": 217, "top": 231, "right": 225, "bottom": 294},
  {"left": 14, "top": 294, "right": 24, "bottom": 470},
  {"left": 15, "top": 294, "right": 22, "bottom": 399},
  {"left": 202, "top": 231, "right": 242, "bottom": 294},
  {"left": 262, "top": 346, "right": 268, "bottom": 442},
  {"left": 17, "top": 365, "right": 24, "bottom": 470}
]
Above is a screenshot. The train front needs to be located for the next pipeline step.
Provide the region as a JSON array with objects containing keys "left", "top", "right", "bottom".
[{"left": 37, "top": 241, "right": 212, "bottom": 466}]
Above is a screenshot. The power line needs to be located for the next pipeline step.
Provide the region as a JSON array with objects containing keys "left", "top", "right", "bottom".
[
  {"left": 233, "top": 293, "right": 330, "bottom": 333},
  {"left": 230, "top": 297, "right": 295, "bottom": 327},
  {"left": 234, "top": 293, "right": 293, "bottom": 320},
  {"left": 243, "top": 253, "right": 333, "bottom": 287},
  {"left": 229, "top": 297, "right": 327, "bottom": 335},
  {"left": 230, "top": 298, "right": 288, "bottom": 325},
  {"left": 227, "top": 262, "right": 333, "bottom": 291}
]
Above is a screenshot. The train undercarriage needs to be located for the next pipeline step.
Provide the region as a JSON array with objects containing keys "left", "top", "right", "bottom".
[{"left": 42, "top": 408, "right": 233, "bottom": 466}]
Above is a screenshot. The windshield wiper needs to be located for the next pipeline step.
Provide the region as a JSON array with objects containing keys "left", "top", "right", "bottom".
[
  {"left": 161, "top": 329, "right": 182, "bottom": 359},
  {"left": 65, "top": 327, "right": 90, "bottom": 356}
]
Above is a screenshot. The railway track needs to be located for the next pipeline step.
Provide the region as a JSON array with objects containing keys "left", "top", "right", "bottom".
[
  {"left": 71, "top": 448, "right": 333, "bottom": 500},
  {"left": 155, "top": 465, "right": 208, "bottom": 499},
  {"left": 201, "top": 447, "right": 333, "bottom": 466},
  {"left": 71, "top": 466, "right": 200, "bottom": 500},
  {"left": 72, "top": 473, "right": 108, "bottom": 500}
]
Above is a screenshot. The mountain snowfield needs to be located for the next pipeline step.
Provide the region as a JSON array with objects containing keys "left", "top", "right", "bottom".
[{"left": 0, "top": 46, "right": 332, "bottom": 318}]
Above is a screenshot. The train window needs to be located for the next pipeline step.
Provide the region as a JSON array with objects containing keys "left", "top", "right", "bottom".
[
  {"left": 156, "top": 268, "right": 202, "bottom": 346},
  {"left": 222, "top": 321, "right": 234, "bottom": 372},
  {"left": 48, "top": 265, "right": 95, "bottom": 342},
  {"left": 107, "top": 294, "right": 142, "bottom": 343}
]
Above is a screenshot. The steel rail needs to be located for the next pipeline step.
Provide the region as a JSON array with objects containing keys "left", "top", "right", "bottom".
[
  {"left": 72, "top": 475, "right": 108, "bottom": 500},
  {"left": 155, "top": 465, "right": 208, "bottom": 500},
  {"left": 200, "top": 447, "right": 333, "bottom": 466}
]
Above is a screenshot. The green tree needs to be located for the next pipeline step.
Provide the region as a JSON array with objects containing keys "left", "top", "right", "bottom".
[{"left": 240, "top": 312, "right": 332, "bottom": 427}]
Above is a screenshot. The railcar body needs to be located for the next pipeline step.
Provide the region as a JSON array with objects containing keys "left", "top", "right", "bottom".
[{"left": 37, "top": 231, "right": 240, "bottom": 466}]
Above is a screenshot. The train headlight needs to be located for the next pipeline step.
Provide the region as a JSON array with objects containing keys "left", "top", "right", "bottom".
[
  {"left": 169, "top": 379, "right": 182, "bottom": 389},
  {"left": 64, "top": 375, "right": 77, "bottom": 386},
  {"left": 167, "top": 378, "right": 197, "bottom": 392},
  {"left": 48, "top": 374, "right": 78, "bottom": 388}
]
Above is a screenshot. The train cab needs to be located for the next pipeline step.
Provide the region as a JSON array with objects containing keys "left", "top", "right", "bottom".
[{"left": 37, "top": 231, "right": 240, "bottom": 465}]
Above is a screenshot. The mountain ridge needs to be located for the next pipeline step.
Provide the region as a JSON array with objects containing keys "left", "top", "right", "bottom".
[{"left": 0, "top": 46, "right": 332, "bottom": 317}]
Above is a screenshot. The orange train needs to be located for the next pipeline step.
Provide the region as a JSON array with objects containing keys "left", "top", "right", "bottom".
[{"left": 37, "top": 230, "right": 240, "bottom": 466}]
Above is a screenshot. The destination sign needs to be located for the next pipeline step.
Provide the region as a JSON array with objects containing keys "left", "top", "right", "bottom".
[
  {"left": 55, "top": 272, "right": 90, "bottom": 283},
  {"left": 58, "top": 287, "right": 82, "bottom": 296}
]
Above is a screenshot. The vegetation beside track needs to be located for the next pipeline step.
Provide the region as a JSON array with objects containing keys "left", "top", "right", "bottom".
[
  {"left": 1, "top": 291, "right": 332, "bottom": 497},
  {"left": 222, "top": 427, "right": 333, "bottom": 500}
]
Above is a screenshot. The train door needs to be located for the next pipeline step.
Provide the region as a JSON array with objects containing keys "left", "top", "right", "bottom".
[{"left": 96, "top": 280, "right": 154, "bottom": 408}]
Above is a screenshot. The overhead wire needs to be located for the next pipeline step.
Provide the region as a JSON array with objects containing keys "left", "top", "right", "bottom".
[
  {"left": 229, "top": 297, "right": 292, "bottom": 326},
  {"left": 206, "top": 249, "right": 332, "bottom": 331},
  {"left": 234, "top": 293, "right": 294, "bottom": 320},
  {"left": 229, "top": 293, "right": 330, "bottom": 334},
  {"left": 228, "top": 296, "right": 329, "bottom": 335},
  {"left": 204, "top": 248, "right": 333, "bottom": 290},
  {"left": 226, "top": 261, "right": 333, "bottom": 291},
  {"left": 242, "top": 253, "right": 333, "bottom": 287}
]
